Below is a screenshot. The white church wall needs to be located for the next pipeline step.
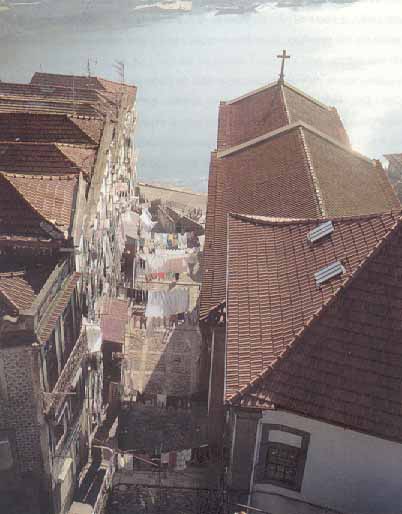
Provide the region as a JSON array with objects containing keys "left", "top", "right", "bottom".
[{"left": 250, "top": 409, "right": 402, "bottom": 514}]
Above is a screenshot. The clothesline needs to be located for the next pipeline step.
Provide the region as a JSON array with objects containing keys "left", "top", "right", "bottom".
[{"left": 145, "top": 288, "right": 190, "bottom": 318}]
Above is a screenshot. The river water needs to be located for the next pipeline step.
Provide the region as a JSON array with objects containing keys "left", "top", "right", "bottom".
[{"left": 1, "top": 0, "right": 402, "bottom": 190}]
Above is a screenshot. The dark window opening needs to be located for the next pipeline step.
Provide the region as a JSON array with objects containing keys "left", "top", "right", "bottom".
[{"left": 255, "top": 424, "right": 310, "bottom": 492}]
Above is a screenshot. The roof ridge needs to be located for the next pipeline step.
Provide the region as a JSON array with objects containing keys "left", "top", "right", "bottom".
[
  {"left": 279, "top": 84, "right": 291, "bottom": 124},
  {"left": 217, "top": 121, "right": 301, "bottom": 158},
  {"left": 228, "top": 214, "right": 402, "bottom": 404},
  {"left": 217, "top": 120, "right": 373, "bottom": 164},
  {"left": 225, "top": 80, "right": 279, "bottom": 105},
  {"left": 282, "top": 82, "right": 333, "bottom": 112},
  {"left": 138, "top": 181, "right": 207, "bottom": 197},
  {"left": 224, "top": 80, "right": 334, "bottom": 111},
  {"left": 2, "top": 173, "right": 77, "bottom": 180},
  {"left": 228, "top": 211, "right": 401, "bottom": 226},
  {"left": 0, "top": 271, "right": 26, "bottom": 277},
  {"left": 298, "top": 126, "right": 326, "bottom": 216}
]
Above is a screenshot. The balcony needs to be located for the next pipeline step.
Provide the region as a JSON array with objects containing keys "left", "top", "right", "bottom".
[{"left": 43, "top": 329, "right": 88, "bottom": 417}]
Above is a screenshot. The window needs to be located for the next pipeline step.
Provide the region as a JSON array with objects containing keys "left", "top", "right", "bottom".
[
  {"left": 255, "top": 424, "right": 310, "bottom": 491},
  {"left": 0, "top": 433, "right": 14, "bottom": 471}
]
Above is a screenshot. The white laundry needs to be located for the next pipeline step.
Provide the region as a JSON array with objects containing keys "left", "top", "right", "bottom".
[
  {"left": 145, "top": 288, "right": 190, "bottom": 318},
  {"left": 175, "top": 450, "right": 187, "bottom": 471},
  {"left": 157, "top": 393, "right": 167, "bottom": 408}
]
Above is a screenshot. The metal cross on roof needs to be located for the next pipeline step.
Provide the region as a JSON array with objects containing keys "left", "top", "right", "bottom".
[{"left": 277, "top": 49, "right": 291, "bottom": 83}]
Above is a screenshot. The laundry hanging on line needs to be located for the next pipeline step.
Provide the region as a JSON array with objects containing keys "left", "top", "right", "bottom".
[{"left": 145, "top": 288, "right": 190, "bottom": 318}]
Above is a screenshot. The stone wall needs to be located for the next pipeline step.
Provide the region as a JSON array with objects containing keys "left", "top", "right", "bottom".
[
  {"left": 123, "top": 321, "right": 201, "bottom": 397},
  {"left": 0, "top": 345, "right": 42, "bottom": 475}
]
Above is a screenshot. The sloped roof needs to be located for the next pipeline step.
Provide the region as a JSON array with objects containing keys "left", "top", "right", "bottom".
[
  {"left": 100, "top": 298, "right": 129, "bottom": 344},
  {"left": 0, "top": 113, "right": 102, "bottom": 146},
  {"left": 217, "top": 81, "right": 350, "bottom": 149},
  {"left": 37, "top": 272, "right": 81, "bottom": 343},
  {"left": 31, "top": 72, "right": 108, "bottom": 91},
  {"left": 0, "top": 264, "right": 57, "bottom": 314},
  {"left": 0, "top": 173, "right": 77, "bottom": 236},
  {"left": 31, "top": 72, "right": 137, "bottom": 99},
  {"left": 0, "top": 143, "right": 96, "bottom": 178},
  {"left": 0, "top": 97, "right": 103, "bottom": 118},
  {"left": 0, "top": 81, "right": 119, "bottom": 118},
  {"left": 227, "top": 212, "right": 402, "bottom": 443},
  {"left": 0, "top": 81, "right": 101, "bottom": 102},
  {"left": 200, "top": 123, "right": 400, "bottom": 319}
]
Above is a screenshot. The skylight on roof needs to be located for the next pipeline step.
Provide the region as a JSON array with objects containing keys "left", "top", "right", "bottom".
[
  {"left": 307, "top": 220, "right": 334, "bottom": 243},
  {"left": 315, "top": 261, "right": 345, "bottom": 286}
]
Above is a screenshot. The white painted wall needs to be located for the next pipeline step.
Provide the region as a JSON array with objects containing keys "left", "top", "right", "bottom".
[{"left": 251, "top": 410, "right": 402, "bottom": 514}]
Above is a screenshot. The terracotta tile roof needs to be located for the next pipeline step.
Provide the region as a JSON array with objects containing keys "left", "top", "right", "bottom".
[
  {"left": 0, "top": 263, "right": 57, "bottom": 314},
  {"left": 31, "top": 72, "right": 108, "bottom": 91},
  {"left": 0, "top": 81, "right": 100, "bottom": 102},
  {"left": 304, "top": 130, "right": 400, "bottom": 216},
  {"left": 217, "top": 83, "right": 288, "bottom": 149},
  {"left": 0, "top": 97, "right": 103, "bottom": 118},
  {"left": 100, "top": 298, "right": 129, "bottom": 344},
  {"left": 0, "top": 113, "right": 102, "bottom": 146},
  {"left": 227, "top": 212, "right": 402, "bottom": 443},
  {"left": 0, "top": 173, "right": 77, "bottom": 236},
  {"left": 199, "top": 124, "right": 400, "bottom": 319},
  {"left": 217, "top": 81, "right": 350, "bottom": 149},
  {"left": 37, "top": 272, "right": 80, "bottom": 343},
  {"left": 31, "top": 72, "right": 137, "bottom": 100},
  {"left": 284, "top": 85, "right": 350, "bottom": 147},
  {"left": 0, "top": 143, "right": 96, "bottom": 178},
  {"left": 0, "top": 81, "right": 120, "bottom": 118}
]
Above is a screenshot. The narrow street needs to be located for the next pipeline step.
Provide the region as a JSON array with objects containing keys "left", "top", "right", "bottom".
[{"left": 101, "top": 188, "right": 223, "bottom": 514}]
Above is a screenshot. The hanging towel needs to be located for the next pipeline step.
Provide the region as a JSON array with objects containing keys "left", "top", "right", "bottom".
[{"left": 168, "top": 452, "right": 177, "bottom": 468}]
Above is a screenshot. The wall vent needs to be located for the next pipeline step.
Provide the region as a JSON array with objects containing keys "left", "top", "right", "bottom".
[
  {"left": 307, "top": 221, "right": 334, "bottom": 243},
  {"left": 315, "top": 261, "right": 345, "bottom": 286}
]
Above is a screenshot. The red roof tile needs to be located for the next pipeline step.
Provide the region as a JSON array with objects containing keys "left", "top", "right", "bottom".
[
  {"left": 200, "top": 124, "right": 400, "bottom": 319},
  {"left": 0, "top": 80, "right": 120, "bottom": 118},
  {"left": 217, "top": 81, "right": 349, "bottom": 149},
  {"left": 0, "top": 113, "right": 102, "bottom": 146},
  {"left": 0, "top": 81, "right": 100, "bottom": 102},
  {"left": 228, "top": 212, "right": 402, "bottom": 442},
  {"left": 31, "top": 72, "right": 137, "bottom": 101},
  {"left": 0, "top": 172, "right": 77, "bottom": 236},
  {"left": 37, "top": 272, "right": 81, "bottom": 343},
  {"left": 0, "top": 143, "right": 95, "bottom": 178},
  {"left": 100, "top": 298, "right": 129, "bottom": 344},
  {"left": 31, "top": 72, "right": 108, "bottom": 91},
  {"left": 0, "top": 263, "right": 57, "bottom": 314}
]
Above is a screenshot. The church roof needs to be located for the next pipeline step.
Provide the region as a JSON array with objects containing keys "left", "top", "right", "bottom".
[
  {"left": 217, "top": 81, "right": 350, "bottom": 149},
  {"left": 200, "top": 122, "right": 400, "bottom": 319},
  {"left": 227, "top": 211, "right": 402, "bottom": 443}
]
